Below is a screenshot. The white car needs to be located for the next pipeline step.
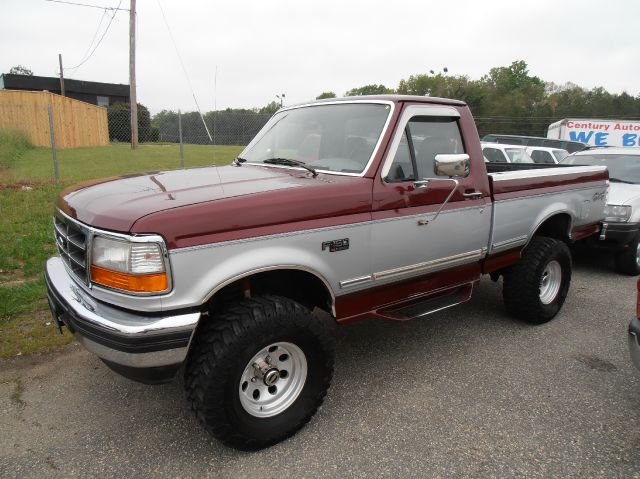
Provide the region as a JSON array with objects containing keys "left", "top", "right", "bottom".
[
  {"left": 525, "top": 146, "right": 569, "bottom": 165},
  {"left": 562, "top": 147, "right": 640, "bottom": 274},
  {"left": 481, "top": 142, "right": 534, "bottom": 164}
]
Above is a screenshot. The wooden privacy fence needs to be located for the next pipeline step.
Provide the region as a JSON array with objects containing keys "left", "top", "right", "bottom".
[{"left": 0, "top": 90, "right": 109, "bottom": 148}]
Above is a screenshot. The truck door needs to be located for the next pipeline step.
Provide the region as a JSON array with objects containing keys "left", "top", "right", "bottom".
[{"left": 370, "top": 104, "right": 491, "bottom": 301}]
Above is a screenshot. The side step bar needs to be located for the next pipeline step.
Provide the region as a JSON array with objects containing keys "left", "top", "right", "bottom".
[{"left": 376, "top": 283, "right": 475, "bottom": 321}]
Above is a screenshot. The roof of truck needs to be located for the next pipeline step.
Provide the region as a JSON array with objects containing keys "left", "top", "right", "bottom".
[{"left": 287, "top": 94, "right": 467, "bottom": 108}]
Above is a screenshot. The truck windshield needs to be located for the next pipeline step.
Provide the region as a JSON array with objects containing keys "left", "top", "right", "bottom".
[
  {"left": 239, "top": 103, "right": 391, "bottom": 175},
  {"left": 562, "top": 154, "right": 640, "bottom": 184}
]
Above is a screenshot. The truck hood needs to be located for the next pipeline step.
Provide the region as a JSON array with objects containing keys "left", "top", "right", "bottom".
[
  {"left": 608, "top": 182, "right": 640, "bottom": 206},
  {"left": 58, "top": 165, "right": 314, "bottom": 231}
]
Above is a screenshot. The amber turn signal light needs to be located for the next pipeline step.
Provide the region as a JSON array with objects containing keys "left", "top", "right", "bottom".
[{"left": 91, "top": 265, "right": 168, "bottom": 293}]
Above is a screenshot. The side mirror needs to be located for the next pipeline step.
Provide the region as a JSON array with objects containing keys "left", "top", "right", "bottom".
[{"left": 434, "top": 154, "right": 470, "bottom": 178}]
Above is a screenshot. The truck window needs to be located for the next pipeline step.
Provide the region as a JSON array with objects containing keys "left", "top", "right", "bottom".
[
  {"left": 483, "top": 147, "right": 508, "bottom": 163},
  {"left": 388, "top": 116, "right": 464, "bottom": 181},
  {"left": 240, "top": 103, "right": 391, "bottom": 175},
  {"left": 530, "top": 150, "right": 555, "bottom": 164}
]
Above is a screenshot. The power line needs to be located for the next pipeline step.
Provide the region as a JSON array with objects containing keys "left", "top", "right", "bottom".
[
  {"left": 45, "top": 0, "right": 128, "bottom": 11},
  {"left": 68, "top": 7, "right": 108, "bottom": 72},
  {"left": 65, "top": 0, "right": 122, "bottom": 72},
  {"left": 156, "top": 0, "right": 212, "bottom": 142}
]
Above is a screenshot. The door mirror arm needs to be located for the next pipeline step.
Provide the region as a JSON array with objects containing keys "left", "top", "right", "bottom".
[{"left": 414, "top": 178, "right": 460, "bottom": 226}]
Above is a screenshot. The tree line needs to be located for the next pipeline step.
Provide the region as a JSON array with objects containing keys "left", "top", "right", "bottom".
[{"left": 109, "top": 60, "right": 640, "bottom": 143}]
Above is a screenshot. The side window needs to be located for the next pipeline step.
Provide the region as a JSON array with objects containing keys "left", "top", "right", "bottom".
[
  {"left": 387, "top": 116, "right": 464, "bottom": 181},
  {"left": 531, "top": 150, "right": 554, "bottom": 164},
  {"left": 386, "top": 131, "right": 415, "bottom": 182},
  {"left": 483, "top": 147, "right": 507, "bottom": 163}
]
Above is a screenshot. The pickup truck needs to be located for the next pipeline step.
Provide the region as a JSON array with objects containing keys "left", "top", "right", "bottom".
[
  {"left": 562, "top": 147, "right": 640, "bottom": 275},
  {"left": 45, "top": 95, "right": 608, "bottom": 450}
]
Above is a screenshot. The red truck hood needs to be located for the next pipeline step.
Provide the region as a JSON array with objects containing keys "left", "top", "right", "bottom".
[{"left": 58, "top": 165, "right": 372, "bottom": 247}]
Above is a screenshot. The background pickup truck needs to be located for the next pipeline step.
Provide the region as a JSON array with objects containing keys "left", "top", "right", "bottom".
[{"left": 45, "top": 95, "right": 608, "bottom": 450}]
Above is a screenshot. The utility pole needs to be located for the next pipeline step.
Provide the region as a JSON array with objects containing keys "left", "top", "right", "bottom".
[
  {"left": 58, "top": 54, "right": 65, "bottom": 97},
  {"left": 129, "top": 0, "right": 138, "bottom": 149}
]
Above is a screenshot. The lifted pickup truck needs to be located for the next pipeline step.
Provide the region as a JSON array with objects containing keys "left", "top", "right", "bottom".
[{"left": 45, "top": 95, "right": 608, "bottom": 450}]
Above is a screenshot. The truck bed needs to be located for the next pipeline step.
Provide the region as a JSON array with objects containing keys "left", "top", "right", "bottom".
[{"left": 485, "top": 164, "right": 608, "bottom": 257}]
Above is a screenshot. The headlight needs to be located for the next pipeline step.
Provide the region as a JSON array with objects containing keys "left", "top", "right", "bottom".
[
  {"left": 91, "top": 236, "right": 168, "bottom": 293},
  {"left": 604, "top": 204, "right": 632, "bottom": 222}
]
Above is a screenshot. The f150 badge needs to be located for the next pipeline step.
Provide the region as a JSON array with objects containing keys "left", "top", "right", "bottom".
[{"left": 322, "top": 238, "right": 349, "bottom": 252}]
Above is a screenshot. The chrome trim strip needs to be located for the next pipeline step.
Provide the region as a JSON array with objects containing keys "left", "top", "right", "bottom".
[
  {"left": 489, "top": 165, "right": 607, "bottom": 181},
  {"left": 491, "top": 235, "right": 528, "bottom": 253},
  {"left": 492, "top": 184, "right": 607, "bottom": 203},
  {"left": 239, "top": 100, "right": 396, "bottom": 178},
  {"left": 170, "top": 220, "right": 372, "bottom": 254},
  {"left": 171, "top": 205, "right": 487, "bottom": 255},
  {"left": 339, "top": 275, "right": 373, "bottom": 289},
  {"left": 373, "top": 249, "right": 484, "bottom": 281}
]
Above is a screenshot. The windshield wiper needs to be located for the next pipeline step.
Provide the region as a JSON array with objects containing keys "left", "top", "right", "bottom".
[
  {"left": 233, "top": 156, "right": 247, "bottom": 166},
  {"left": 263, "top": 158, "right": 318, "bottom": 177},
  {"left": 610, "top": 177, "right": 636, "bottom": 184}
]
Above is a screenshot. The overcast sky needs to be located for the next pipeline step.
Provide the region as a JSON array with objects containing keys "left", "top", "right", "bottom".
[{"left": 2, "top": 0, "right": 639, "bottom": 114}]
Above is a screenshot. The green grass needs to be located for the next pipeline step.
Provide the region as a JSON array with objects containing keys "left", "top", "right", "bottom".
[
  {"left": 0, "top": 130, "right": 33, "bottom": 170},
  {"left": 0, "top": 137, "right": 241, "bottom": 357}
]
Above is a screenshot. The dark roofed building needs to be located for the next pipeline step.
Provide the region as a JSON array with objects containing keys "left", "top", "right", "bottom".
[{"left": 0, "top": 73, "right": 129, "bottom": 107}]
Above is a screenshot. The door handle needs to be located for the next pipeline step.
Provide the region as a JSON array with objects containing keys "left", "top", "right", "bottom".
[{"left": 462, "top": 191, "right": 484, "bottom": 200}]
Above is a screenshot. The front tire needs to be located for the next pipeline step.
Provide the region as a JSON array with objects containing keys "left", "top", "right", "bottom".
[
  {"left": 503, "top": 236, "right": 572, "bottom": 324},
  {"left": 185, "top": 295, "right": 335, "bottom": 450},
  {"left": 614, "top": 234, "right": 640, "bottom": 276}
]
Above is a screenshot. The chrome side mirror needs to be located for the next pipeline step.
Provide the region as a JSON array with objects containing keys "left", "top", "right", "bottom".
[{"left": 434, "top": 154, "right": 470, "bottom": 178}]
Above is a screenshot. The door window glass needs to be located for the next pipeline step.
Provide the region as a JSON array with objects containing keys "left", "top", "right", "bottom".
[{"left": 387, "top": 116, "right": 464, "bottom": 181}]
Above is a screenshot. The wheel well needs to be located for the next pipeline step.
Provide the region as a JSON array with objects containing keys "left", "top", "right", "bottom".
[
  {"left": 533, "top": 213, "right": 571, "bottom": 242},
  {"left": 207, "top": 269, "right": 334, "bottom": 317}
]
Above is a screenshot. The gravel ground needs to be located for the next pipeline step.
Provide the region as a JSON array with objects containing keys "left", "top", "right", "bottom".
[{"left": 1, "top": 252, "right": 639, "bottom": 478}]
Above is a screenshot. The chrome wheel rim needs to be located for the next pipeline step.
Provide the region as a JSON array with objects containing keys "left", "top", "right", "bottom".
[
  {"left": 239, "top": 342, "right": 307, "bottom": 418},
  {"left": 635, "top": 242, "right": 640, "bottom": 268},
  {"left": 539, "top": 260, "right": 562, "bottom": 305}
]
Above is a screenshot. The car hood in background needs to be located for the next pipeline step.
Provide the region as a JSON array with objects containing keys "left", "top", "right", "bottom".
[{"left": 608, "top": 182, "right": 640, "bottom": 206}]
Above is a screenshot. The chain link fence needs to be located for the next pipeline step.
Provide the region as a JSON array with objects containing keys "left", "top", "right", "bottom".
[
  {"left": 0, "top": 101, "right": 272, "bottom": 185},
  {"left": 2, "top": 98, "right": 583, "bottom": 185}
]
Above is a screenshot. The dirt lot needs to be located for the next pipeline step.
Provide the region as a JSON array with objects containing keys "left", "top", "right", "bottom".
[{"left": 1, "top": 253, "right": 639, "bottom": 478}]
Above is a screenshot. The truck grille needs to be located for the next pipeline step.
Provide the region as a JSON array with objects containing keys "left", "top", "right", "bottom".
[{"left": 54, "top": 213, "right": 89, "bottom": 283}]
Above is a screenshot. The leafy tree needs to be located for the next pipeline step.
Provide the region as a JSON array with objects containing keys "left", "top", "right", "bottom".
[
  {"left": 316, "top": 92, "right": 337, "bottom": 99},
  {"left": 259, "top": 101, "right": 281, "bottom": 115},
  {"left": 9, "top": 65, "right": 33, "bottom": 75},
  {"left": 345, "top": 84, "right": 392, "bottom": 96},
  {"left": 108, "top": 103, "right": 157, "bottom": 142}
]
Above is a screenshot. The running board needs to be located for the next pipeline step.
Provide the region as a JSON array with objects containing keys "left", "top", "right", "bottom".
[{"left": 376, "top": 283, "right": 474, "bottom": 321}]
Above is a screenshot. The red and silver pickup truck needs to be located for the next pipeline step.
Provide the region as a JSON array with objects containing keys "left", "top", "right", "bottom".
[{"left": 46, "top": 95, "right": 608, "bottom": 449}]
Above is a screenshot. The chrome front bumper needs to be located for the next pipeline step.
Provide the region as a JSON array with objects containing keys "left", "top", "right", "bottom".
[
  {"left": 45, "top": 257, "right": 200, "bottom": 383},
  {"left": 629, "top": 317, "right": 640, "bottom": 371}
]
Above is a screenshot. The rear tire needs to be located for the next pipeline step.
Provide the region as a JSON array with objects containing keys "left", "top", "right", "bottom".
[
  {"left": 614, "top": 234, "right": 640, "bottom": 276},
  {"left": 503, "top": 236, "right": 572, "bottom": 324},
  {"left": 185, "top": 295, "right": 335, "bottom": 450}
]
